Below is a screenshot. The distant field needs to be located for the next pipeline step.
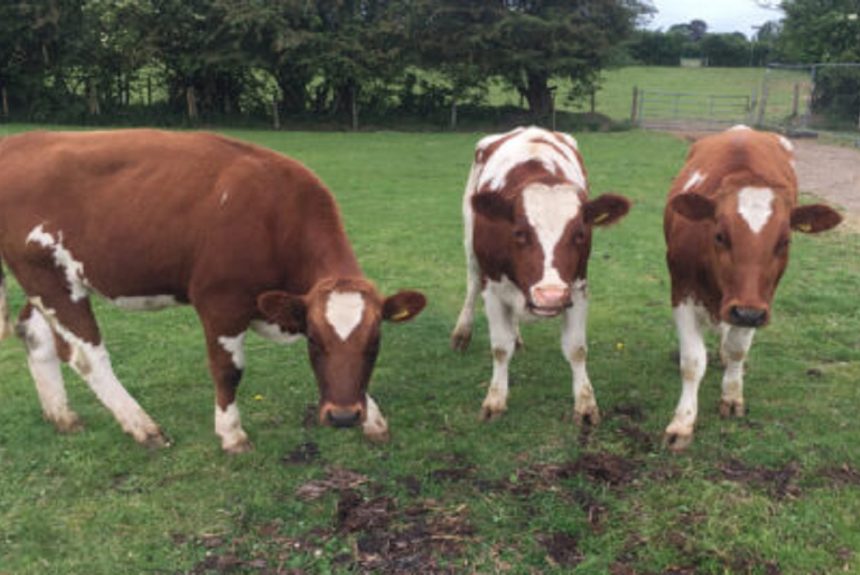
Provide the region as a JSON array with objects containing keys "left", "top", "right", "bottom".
[
  {"left": 489, "top": 66, "right": 812, "bottom": 128},
  {"left": 0, "top": 125, "right": 858, "bottom": 574}
]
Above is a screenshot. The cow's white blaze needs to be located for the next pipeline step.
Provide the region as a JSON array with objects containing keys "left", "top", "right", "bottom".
[
  {"left": 26, "top": 224, "right": 89, "bottom": 301},
  {"left": 477, "top": 127, "right": 586, "bottom": 192},
  {"left": 683, "top": 170, "right": 706, "bottom": 192},
  {"left": 215, "top": 402, "right": 247, "bottom": 450},
  {"left": 111, "top": 295, "right": 179, "bottom": 311},
  {"left": 523, "top": 184, "right": 581, "bottom": 292},
  {"left": 325, "top": 291, "right": 364, "bottom": 341},
  {"left": 218, "top": 333, "right": 246, "bottom": 369},
  {"left": 737, "top": 186, "right": 774, "bottom": 234}
]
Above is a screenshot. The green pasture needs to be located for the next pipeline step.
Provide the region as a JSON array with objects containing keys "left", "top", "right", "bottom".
[{"left": 0, "top": 125, "right": 858, "bottom": 574}]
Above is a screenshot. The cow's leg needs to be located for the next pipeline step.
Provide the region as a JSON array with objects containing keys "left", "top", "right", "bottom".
[
  {"left": 451, "top": 247, "right": 481, "bottom": 352},
  {"left": 561, "top": 282, "right": 599, "bottom": 426},
  {"left": 480, "top": 290, "right": 517, "bottom": 420},
  {"left": 719, "top": 325, "right": 755, "bottom": 418},
  {"left": 0, "top": 273, "right": 13, "bottom": 340},
  {"left": 194, "top": 299, "right": 253, "bottom": 453},
  {"left": 362, "top": 394, "right": 389, "bottom": 442},
  {"left": 665, "top": 300, "right": 707, "bottom": 451},
  {"left": 17, "top": 304, "right": 82, "bottom": 432},
  {"left": 28, "top": 294, "right": 166, "bottom": 447}
]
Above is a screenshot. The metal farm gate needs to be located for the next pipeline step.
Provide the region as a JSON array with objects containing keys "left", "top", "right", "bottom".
[{"left": 632, "top": 88, "right": 756, "bottom": 130}]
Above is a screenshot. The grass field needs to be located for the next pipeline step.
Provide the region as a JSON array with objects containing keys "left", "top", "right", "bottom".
[{"left": 1, "top": 124, "right": 859, "bottom": 574}]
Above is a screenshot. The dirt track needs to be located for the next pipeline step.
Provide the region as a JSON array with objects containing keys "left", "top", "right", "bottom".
[{"left": 793, "top": 139, "right": 860, "bottom": 218}]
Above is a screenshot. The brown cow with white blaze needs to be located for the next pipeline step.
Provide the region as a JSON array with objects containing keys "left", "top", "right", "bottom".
[
  {"left": 451, "top": 126, "right": 630, "bottom": 423},
  {"left": 664, "top": 125, "right": 842, "bottom": 450},
  {"left": 0, "top": 130, "right": 425, "bottom": 452}
]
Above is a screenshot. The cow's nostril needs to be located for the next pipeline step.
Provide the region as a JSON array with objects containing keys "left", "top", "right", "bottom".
[
  {"left": 729, "top": 306, "right": 767, "bottom": 327},
  {"left": 327, "top": 408, "right": 361, "bottom": 428}
]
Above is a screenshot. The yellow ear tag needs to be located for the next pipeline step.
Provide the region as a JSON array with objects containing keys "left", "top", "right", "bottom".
[
  {"left": 798, "top": 223, "right": 812, "bottom": 232},
  {"left": 391, "top": 309, "right": 410, "bottom": 321},
  {"left": 593, "top": 212, "right": 609, "bottom": 224}
]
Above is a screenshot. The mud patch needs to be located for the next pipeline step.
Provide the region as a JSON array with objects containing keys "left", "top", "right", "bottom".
[
  {"left": 295, "top": 466, "right": 368, "bottom": 501},
  {"left": 539, "top": 532, "right": 583, "bottom": 568},
  {"left": 347, "top": 496, "right": 475, "bottom": 574},
  {"left": 714, "top": 458, "right": 801, "bottom": 500},
  {"left": 817, "top": 463, "right": 860, "bottom": 486},
  {"left": 282, "top": 441, "right": 320, "bottom": 465}
]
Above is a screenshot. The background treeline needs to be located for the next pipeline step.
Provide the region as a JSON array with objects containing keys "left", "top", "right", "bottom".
[{"left": 0, "top": 0, "right": 857, "bottom": 128}]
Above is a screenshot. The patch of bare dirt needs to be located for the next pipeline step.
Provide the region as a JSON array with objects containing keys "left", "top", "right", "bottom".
[
  {"left": 713, "top": 458, "right": 801, "bottom": 500},
  {"left": 295, "top": 467, "right": 368, "bottom": 500},
  {"left": 282, "top": 442, "right": 320, "bottom": 465},
  {"left": 539, "top": 532, "right": 584, "bottom": 568},
  {"left": 817, "top": 463, "right": 860, "bottom": 486}
]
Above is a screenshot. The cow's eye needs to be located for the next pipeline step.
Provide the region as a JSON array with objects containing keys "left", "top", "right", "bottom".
[
  {"left": 714, "top": 231, "right": 730, "bottom": 248},
  {"left": 513, "top": 229, "right": 530, "bottom": 245},
  {"left": 775, "top": 236, "right": 790, "bottom": 255},
  {"left": 365, "top": 338, "right": 380, "bottom": 357},
  {"left": 571, "top": 229, "right": 586, "bottom": 244}
]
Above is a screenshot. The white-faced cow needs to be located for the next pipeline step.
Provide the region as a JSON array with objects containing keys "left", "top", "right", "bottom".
[
  {"left": 450, "top": 126, "right": 630, "bottom": 423},
  {"left": 663, "top": 125, "right": 842, "bottom": 450},
  {"left": 0, "top": 130, "right": 425, "bottom": 453}
]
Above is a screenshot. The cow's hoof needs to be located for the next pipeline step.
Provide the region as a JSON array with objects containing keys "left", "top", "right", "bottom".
[
  {"left": 664, "top": 430, "right": 694, "bottom": 452},
  {"left": 719, "top": 400, "right": 745, "bottom": 418},
  {"left": 51, "top": 411, "right": 84, "bottom": 434},
  {"left": 139, "top": 429, "right": 170, "bottom": 450},
  {"left": 573, "top": 406, "right": 601, "bottom": 428},
  {"left": 480, "top": 403, "right": 506, "bottom": 421},
  {"left": 222, "top": 437, "right": 253, "bottom": 454},
  {"left": 450, "top": 327, "right": 472, "bottom": 352}
]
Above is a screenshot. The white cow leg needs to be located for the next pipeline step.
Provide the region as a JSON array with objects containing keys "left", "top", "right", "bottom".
[
  {"left": 19, "top": 306, "right": 82, "bottom": 433},
  {"left": 665, "top": 300, "right": 708, "bottom": 451},
  {"left": 480, "top": 289, "right": 518, "bottom": 420},
  {"left": 561, "top": 283, "right": 599, "bottom": 426},
  {"left": 362, "top": 394, "right": 389, "bottom": 442},
  {"left": 719, "top": 325, "right": 755, "bottom": 418},
  {"left": 30, "top": 296, "right": 166, "bottom": 448}
]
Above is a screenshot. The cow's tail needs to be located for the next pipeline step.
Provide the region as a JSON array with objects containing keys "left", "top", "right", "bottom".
[{"left": 0, "top": 259, "right": 13, "bottom": 340}]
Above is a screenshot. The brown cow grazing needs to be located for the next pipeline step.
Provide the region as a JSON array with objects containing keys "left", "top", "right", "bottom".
[
  {"left": 451, "top": 126, "right": 630, "bottom": 423},
  {"left": 0, "top": 129, "right": 425, "bottom": 452},
  {"left": 663, "top": 125, "right": 842, "bottom": 450}
]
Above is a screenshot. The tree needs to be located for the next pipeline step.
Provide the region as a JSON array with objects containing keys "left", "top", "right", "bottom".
[
  {"left": 487, "top": 0, "right": 646, "bottom": 118},
  {"left": 778, "top": 0, "right": 860, "bottom": 63}
]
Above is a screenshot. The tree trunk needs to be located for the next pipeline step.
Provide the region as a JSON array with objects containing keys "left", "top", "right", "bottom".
[
  {"left": 1, "top": 86, "right": 8, "bottom": 117},
  {"left": 351, "top": 84, "right": 358, "bottom": 131},
  {"left": 450, "top": 99, "right": 458, "bottom": 130},
  {"left": 522, "top": 71, "right": 553, "bottom": 118},
  {"left": 87, "top": 80, "right": 100, "bottom": 116},
  {"left": 186, "top": 86, "right": 198, "bottom": 120}
]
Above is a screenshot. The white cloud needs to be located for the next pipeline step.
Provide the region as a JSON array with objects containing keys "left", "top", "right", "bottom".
[{"left": 645, "top": 0, "right": 782, "bottom": 37}]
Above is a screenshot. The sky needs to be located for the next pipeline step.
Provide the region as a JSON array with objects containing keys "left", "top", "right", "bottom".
[{"left": 645, "top": 0, "right": 783, "bottom": 37}]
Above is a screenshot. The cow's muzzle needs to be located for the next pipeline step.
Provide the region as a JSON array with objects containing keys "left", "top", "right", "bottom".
[
  {"left": 728, "top": 306, "right": 768, "bottom": 328},
  {"left": 320, "top": 403, "right": 363, "bottom": 428},
  {"left": 530, "top": 285, "right": 572, "bottom": 316}
]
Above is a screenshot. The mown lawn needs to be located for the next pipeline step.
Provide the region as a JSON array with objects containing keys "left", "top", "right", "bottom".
[{"left": 0, "top": 125, "right": 858, "bottom": 574}]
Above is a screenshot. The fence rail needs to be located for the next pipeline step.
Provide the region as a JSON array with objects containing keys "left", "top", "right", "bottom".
[{"left": 632, "top": 88, "right": 754, "bottom": 130}]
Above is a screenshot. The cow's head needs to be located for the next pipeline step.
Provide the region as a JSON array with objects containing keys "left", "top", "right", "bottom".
[
  {"left": 256, "top": 278, "right": 425, "bottom": 427},
  {"left": 473, "top": 185, "right": 630, "bottom": 316},
  {"left": 671, "top": 186, "right": 841, "bottom": 327}
]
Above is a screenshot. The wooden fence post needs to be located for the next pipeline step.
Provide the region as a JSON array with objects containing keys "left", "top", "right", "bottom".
[
  {"left": 1, "top": 86, "right": 8, "bottom": 118},
  {"left": 630, "top": 86, "right": 639, "bottom": 125},
  {"left": 756, "top": 80, "right": 769, "bottom": 126},
  {"left": 791, "top": 83, "right": 800, "bottom": 119},
  {"left": 186, "top": 86, "right": 198, "bottom": 121},
  {"left": 351, "top": 84, "right": 358, "bottom": 131}
]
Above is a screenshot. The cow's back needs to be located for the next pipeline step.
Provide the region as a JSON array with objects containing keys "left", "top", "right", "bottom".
[{"left": 0, "top": 130, "right": 343, "bottom": 299}]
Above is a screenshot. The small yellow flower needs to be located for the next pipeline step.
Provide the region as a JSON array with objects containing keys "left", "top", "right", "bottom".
[
  {"left": 254, "top": 394, "right": 264, "bottom": 401},
  {"left": 615, "top": 342, "right": 625, "bottom": 351}
]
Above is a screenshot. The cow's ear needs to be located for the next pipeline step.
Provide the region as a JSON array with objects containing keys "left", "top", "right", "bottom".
[
  {"left": 584, "top": 193, "right": 631, "bottom": 227},
  {"left": 382, "top": 291, "right": 426, "bottom": 323},
  {"left": 257, "top": 291, "right": 307, "bottom": 333},
  {"left": 790, "top": 204, "right": 842, "bottom": 234},
  {"left": 472, "top": 193, "right": 514, "bottom": 223},
  {"left": 670, "top": 193, "right": 715, "bottom": 221}
]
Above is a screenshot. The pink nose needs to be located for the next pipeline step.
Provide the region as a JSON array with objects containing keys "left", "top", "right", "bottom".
[{"left": 531, "top": 285, "right": 571, "bottom": 309}]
